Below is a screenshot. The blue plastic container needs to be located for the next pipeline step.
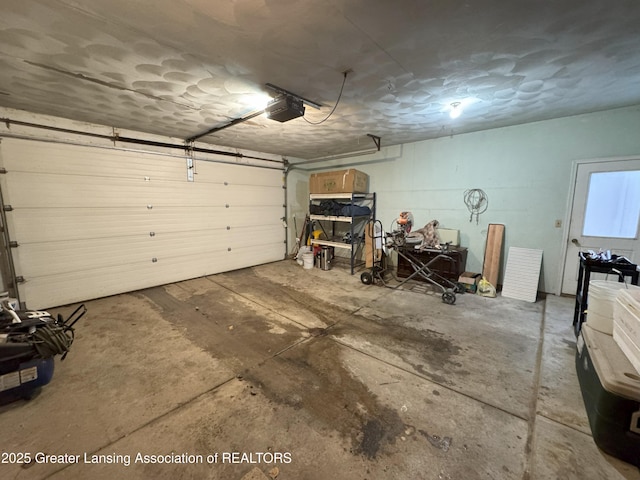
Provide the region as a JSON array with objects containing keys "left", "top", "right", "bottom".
[{"left": 0, "top": 357, "right": 55, "bottom": 403}]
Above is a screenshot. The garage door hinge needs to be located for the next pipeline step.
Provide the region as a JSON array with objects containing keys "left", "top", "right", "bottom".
[
  {"left": 9, "top": 241, "right": 18, "bottom": 248},
  {"left": 15, "top": 276, "right": 25, "bottom": 284},
  {"left": 0, "top": 167, "right": 7, "bottom": 174},
  {"left": 3, "top": 205, "right": 13, "bottom": 211}
]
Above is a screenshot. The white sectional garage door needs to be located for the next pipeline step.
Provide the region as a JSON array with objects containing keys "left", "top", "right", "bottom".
[{"left": 0, "top": 138, "right": 285, "bottom": 309}]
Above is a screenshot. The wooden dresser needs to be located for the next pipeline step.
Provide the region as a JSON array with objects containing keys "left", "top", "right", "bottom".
[{"left": 396, "top": 246, "right": 468, "bottom": 287}]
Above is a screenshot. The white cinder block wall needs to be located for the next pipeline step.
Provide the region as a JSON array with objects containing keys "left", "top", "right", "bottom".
[{"left": 287, "top": 106, "right": 640, "bottom": 294}]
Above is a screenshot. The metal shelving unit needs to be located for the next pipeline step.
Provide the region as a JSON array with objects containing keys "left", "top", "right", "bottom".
[{"left": 309, "top": 192, "right": 376, "bottom": 274}]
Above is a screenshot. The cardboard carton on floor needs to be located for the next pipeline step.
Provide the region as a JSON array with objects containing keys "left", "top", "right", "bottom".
[
  {"left": 309, "top": 169, "right": 369, "bottom": 194},
  {"left": 458, "top": 272, "right": 481, "bottom": 293}
]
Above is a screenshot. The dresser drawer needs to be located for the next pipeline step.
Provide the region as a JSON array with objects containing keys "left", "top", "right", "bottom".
[{"left": 397, "top": 247, "right": 467, "bottom": 286}]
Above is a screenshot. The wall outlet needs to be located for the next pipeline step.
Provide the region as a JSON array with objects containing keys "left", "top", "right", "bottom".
[{"left": 555, "top": 219, "right": 562, "bottom": 228}]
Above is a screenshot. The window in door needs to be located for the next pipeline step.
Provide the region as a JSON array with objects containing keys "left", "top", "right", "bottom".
[{"left": 582, "top": 170, "right": 640, "bottom": 239}]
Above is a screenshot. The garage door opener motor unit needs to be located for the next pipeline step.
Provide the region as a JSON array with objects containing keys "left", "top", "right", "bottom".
[
  {"left": 0, "top": 299, "right": 86, "bottom": 403},
  {"left": 265, "top": 94, "right": 305, "bottom": 122}
]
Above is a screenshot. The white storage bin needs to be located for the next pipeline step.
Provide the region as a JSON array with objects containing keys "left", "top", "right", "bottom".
[
  {"left": 588, "top": 280, "right": 640, "bottom": 334},
  {"left": 587, "top": 310, "right": 614, "bottom": 335},
  {"left": 613, "top": 288, "right": 640, "bottom": 374}
]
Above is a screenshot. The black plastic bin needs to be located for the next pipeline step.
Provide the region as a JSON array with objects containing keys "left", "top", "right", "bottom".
[{"left": 576, "top": 325, "right": 640, "bottom": 467}]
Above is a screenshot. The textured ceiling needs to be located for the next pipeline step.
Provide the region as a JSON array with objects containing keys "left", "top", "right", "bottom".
[{"left": 1, "top": 0, "right": 640, "bottom": 160}]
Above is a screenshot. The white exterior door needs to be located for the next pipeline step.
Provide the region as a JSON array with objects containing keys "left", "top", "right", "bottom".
[
  {"left": 0, "top": 138, "right": 285, "bottom": 308},
  {"left": 561, "top": 157, "right": 640, "bottom": 295}
]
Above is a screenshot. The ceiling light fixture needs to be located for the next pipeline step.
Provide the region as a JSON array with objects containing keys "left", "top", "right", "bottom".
[
  {"left": 245, "top": 92, "right": 272, "bottom": 111},
  {"left": 449, "top": 102, "right": 463, "bottom": 119}
]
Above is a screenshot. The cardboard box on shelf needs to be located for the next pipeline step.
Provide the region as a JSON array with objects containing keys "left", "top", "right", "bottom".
[
  {"left": 309, "top": 169, "right": 369, "bottom": 194},
  {"left": 458, "top": 272, "right": 482, "bottom": 293}
]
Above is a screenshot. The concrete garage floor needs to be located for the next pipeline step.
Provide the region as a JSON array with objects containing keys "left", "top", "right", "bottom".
[{"left": 1, "top": 260, "right": 639, "bottom": 480}]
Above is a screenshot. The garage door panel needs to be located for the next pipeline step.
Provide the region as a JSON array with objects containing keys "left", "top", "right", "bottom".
[
  {"left": 9, "top": 208, "right": 158, "bottom": 242},
  {"left": 220, "top": 225, "right": 285, "bottom": 252},
  {"left": 148, "top": 183, "right": 282, "bottom": 207},
  {"left": 208, "top": 184, "right": 282, "bottom": 206},
  {"left": 2, "top": 138, "right": 283, "bottom": 187},
  {"left": 1, "top": 138, "right": 286, "bottom": 308},
  {"left": 2, "top": 139, "right": 186, "bottom": 180},
  {"left": 150, "top": 206, "right": 285, "bottom": 230},
  {"left": 21, "top": 244, "right": 284, "bottom": 309},
  {"left": 15, "top": 238, "right": 189, "bottom": 277},
  {"left": 9, "top": 205, "right": 284, "bottom": 243},
  {"left": 4, "top": 172, "right": 156, "bottom": 207},
  {"left": 146, "top": 184, "right": 283, "bottom": 207},
  {"left": 195, "top": 161, "right": 284, "bottom": 187},
  {"left": 16, "top": 225, "right": 285, "bottom": 277},
  {"left": 4, "top": 172, "right": 282, "bottom": 208}
]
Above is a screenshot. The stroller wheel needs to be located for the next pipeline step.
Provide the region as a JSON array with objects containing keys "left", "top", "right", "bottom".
[
  {"left": 442, "top": 290, "right": 456, "bottom": 305},
  {"left": 361, "top": 271, "right": 374, "bottom": 285}
]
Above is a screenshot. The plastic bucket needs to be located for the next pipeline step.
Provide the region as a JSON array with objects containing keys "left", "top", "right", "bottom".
[
  {"left": 296, "top": 246, "right": 311, "bottom": 266},
  {"left": 590, "top": 281, "right": 638, "bottom": 317},
  {"left": 618, "top": 288, "right": 640, "bottom": 316},
  {"left": 614, "top": 289, "right": 640, "bottom": 345},
  {"left": 589, "top": 281, "right": 640, "bottom": 334},
  {"left": 302, "top": 253, "right": 314, "bottom": 270},
  {"left": 587, "top": 310, "right": 614, "bottom": 335}
]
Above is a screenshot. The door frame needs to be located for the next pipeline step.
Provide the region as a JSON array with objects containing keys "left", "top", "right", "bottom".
[{"left": 557, "top": 154, "right": 640, "bottom": 296}]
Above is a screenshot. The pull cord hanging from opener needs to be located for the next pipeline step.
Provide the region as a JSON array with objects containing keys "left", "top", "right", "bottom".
[{"left": 464, "top": 188, "right": 488, "bottom": 224}]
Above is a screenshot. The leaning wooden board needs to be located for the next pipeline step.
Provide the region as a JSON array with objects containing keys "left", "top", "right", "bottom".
[{"left": 482, "top": 224, "right": 505, "bottom": 288}]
